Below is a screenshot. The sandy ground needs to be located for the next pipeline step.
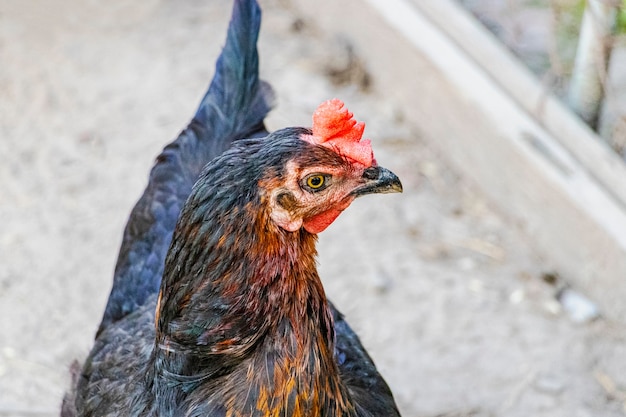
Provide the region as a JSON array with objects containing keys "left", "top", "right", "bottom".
[{"left": 3, "top": 1, "right": 626, "bottom": 416}]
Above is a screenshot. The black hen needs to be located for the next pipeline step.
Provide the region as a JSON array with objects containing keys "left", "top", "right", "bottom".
[{"left": 62, "top": 1, "right": 402, "bottom": 415}]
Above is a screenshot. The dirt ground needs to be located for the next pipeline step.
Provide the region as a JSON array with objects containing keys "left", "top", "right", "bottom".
[{"left": 3, "top": 1, "right": 626, "bottom": 416}]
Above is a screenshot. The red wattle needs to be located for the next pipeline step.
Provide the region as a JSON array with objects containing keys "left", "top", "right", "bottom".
[{"left": 303, "top": 209, "right": 343, "bottom": 234}]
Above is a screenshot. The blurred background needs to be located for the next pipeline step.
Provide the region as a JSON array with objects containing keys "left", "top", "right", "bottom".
[
  {"left": 2, "top": 0, "right": 626, "bottom": 416},
  {"left": 460, "top": 0, "right": 626, "bottom": 154}
]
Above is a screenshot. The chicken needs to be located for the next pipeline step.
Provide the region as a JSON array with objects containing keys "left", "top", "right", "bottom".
[{"left": 62, "top": 0, "right": 402, "bottom": 415}]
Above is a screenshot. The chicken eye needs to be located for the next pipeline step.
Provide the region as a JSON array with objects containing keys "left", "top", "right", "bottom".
[
  {"left": 302, "top": 174, "right": 330, "bottom": 192},
  {"left": 307, "top": 175, "right": 324, "bottom": 188}
]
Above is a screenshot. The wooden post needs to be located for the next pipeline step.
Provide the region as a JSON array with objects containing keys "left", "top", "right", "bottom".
[{"left": 568, "top": 0, "right": 618, "bottom": 129}]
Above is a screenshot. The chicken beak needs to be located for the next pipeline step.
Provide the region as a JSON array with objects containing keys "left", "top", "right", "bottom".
[{"left": 352, "top": 166, "right": 403, "bottom": 197}]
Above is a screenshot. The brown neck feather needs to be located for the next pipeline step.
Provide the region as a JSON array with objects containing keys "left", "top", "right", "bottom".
[{"left": 151, "top": 194, "right": 355, "bottom": 415}]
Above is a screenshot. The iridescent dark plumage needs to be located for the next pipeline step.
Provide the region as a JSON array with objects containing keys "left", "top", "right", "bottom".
[{"left": 61, "top": 1, "right": 401, "bottom": 416}]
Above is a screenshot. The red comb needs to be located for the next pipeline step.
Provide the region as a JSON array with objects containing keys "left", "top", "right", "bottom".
[{"left": 302, "top": 99, "right": 375, "bottom": 167}]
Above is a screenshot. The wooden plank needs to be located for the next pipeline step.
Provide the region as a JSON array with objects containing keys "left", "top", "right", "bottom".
[
  {"left": 413, "top": 0, "right": 626, "bottom": 211},
  {"left": 291, "top": 0, "right": 626, "bottom": 320}
]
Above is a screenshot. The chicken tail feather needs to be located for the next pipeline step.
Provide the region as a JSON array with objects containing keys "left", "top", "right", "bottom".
[{"left": 97, "top": 0, "right": 273, "bottom": 336}]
